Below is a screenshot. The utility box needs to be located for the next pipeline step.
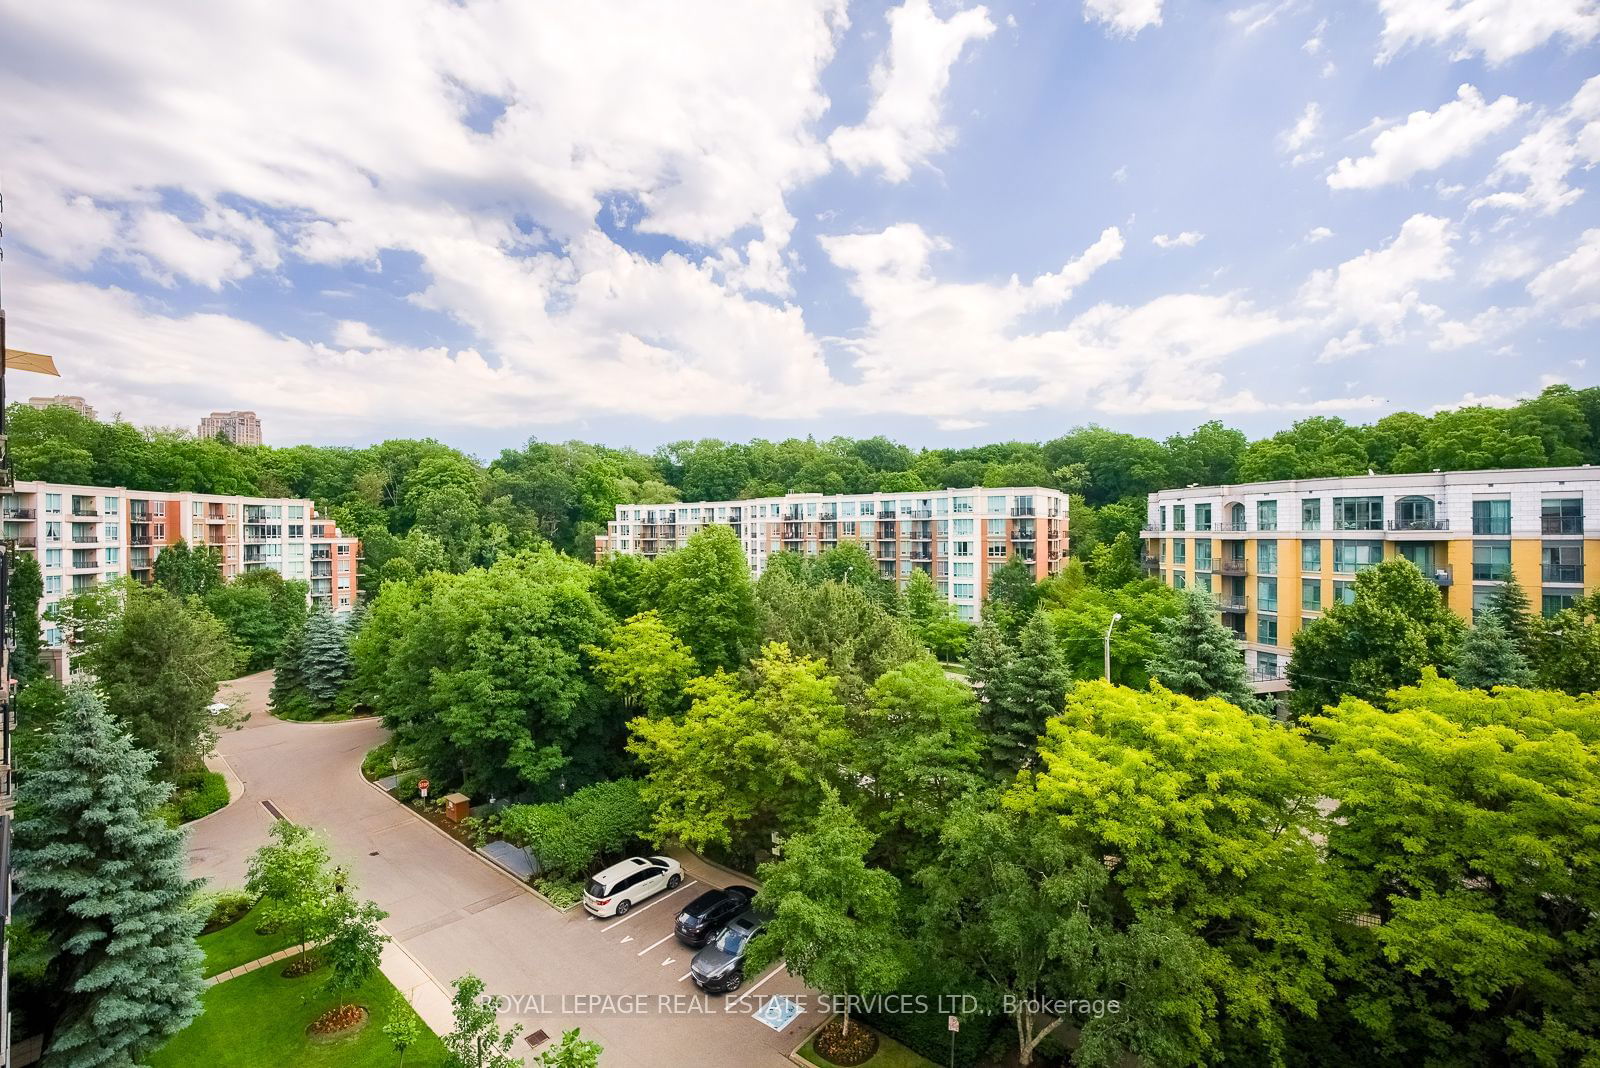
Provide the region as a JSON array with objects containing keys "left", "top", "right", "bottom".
[{"left": 443, "top": 793, "right": 471, "bottom": 823}]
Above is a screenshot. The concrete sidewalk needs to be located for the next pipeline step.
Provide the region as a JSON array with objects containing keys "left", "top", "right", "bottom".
[{"left": 380, "top": 929, "right": 457, "bottom": 1036}]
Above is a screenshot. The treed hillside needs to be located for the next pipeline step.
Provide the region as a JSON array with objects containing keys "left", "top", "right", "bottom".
[{"left": 9, "top": 384, "right": 1597, "bottom": 590}]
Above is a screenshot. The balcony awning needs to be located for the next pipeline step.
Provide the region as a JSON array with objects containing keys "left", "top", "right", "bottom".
[{"left": 5, "top": 349, "right": 61, "bottom": 376}]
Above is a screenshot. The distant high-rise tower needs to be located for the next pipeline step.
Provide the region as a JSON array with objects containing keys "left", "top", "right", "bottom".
[
  {"left": 26, "top": 394, "right": 96, "bottom": 420},
  {"left": 199, "top": 410, "right": 262, "bottom": 446}
]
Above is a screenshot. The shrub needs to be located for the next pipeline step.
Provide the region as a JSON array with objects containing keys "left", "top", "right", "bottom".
[
  {"left": 394, "top": 769, "right": 427, "bottom": 803},
  {"left": 194, "top": 888, "right": 254, "bottom": 933},
  {"left": 362, "top": 739, "right": 408, "bottom": 780},
  {"left": 175, "top": 771, "right": 230, "bottom": 821},
  {"left": 498, "top": 778, "right": 649, "bottom": 879}
]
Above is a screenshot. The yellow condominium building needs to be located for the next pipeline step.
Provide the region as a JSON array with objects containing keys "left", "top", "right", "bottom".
[{"left": 1144, "top": 466, "right": 1600, "bottom": 692}]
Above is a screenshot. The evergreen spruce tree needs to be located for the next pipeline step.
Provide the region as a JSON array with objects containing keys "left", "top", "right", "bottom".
[
  {"left": 991, "top": 609, "right": 1072, "bottom": 773},
  {"left": 301, "top": 610, "right": 354, "bottom": 714},
  {"left": 269, "top": 615, "right": 311, "bottom": 718},
  {"left": 964, "top": 619, "right": 1015, "bottom": 771},
  {"left": 1147, "top": 588, "right": 1259, "bottom": 709},
  {"left": 1484, "top": 576, "right": 1537, "bottom": 655},
  {"left": 13, "top": 685, "right": 204, "bottom": 1067},
  {"left": 1454, "top": 614, "right": 1535, "bottom": 691}
]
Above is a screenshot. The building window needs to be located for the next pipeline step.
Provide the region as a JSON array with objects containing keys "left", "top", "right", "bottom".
[
  {"left": 1542, "top": 542, "right": 1584, "bottom": 583},
  {"left": 1301, "top": 540, "right": 1321, "bottom": 572},
  {"left": 1195, "top": 540, "right": 1213, "bottom": 571},
  {"left": 1471, "top": 586, "right": 1497, "bottom": 621},
  {"left": 1257, "top": 500, "right": 1277, "bottom": 531},
  {"left": 45, "top": 575, "right": 62, "bottom": 595},
  {"left": 1333, "top": 580, "right": 1356, "bottom": 605},
  {"left": 1393, "top": 495, "right": 1438, "bottom": 531},
  {"left": 1173, "top": 540, "right": 1187, "bottom": 565},
  {"left": 1257, "top": 652, "right": 1279, "bottom": 678},
  {"left": 953, "top": 562, "right": 973, "bottom": 577},
  {"left": 1173, "top": 505, "right": 1187, "bottom": 531},
  {"left": 985, "top": 519, "right": 1005, "bottom": 538},
  {"left": 1472, "top": 499, "right": 1511, "bottom": 536},
  {"left": 953, "top": 541, "right": 972, "bottom": 557},
  {"left": 45, "top": 549, "right": 61, "bottom": 569},
  {"left": 956, "top": 604, "right": 975, "bottom": 622},
  {"left": 1257, "top": 576, "right": 1278, "bottom": 612},
  {"left": 1173, "top": 572, "right": 1186, "bottom": 590},
  {"left": 953, "top": 518, "right": 973, "bottom": 535},
  {"left": 986, "top": 495, "right": 1006, "bottom": 513},
  {"left": 1543, "top": 591, "right": 1578, "bottom": 617},
  {"left": 1333, "top": 496, "right": 1383, "bottom": 531},
  {"left": 953, "top": 583, "right": 974, "bottom": 598},
  {"left": 1194, "top": 504, "right": 1212, "bottom": 532},
  {"left": 1301, "top": 578, "right": 1322, "bottom": 611},
  {"left": 45, "top": 494, "right": 61, "bottom": 514},
  {"left": 1158, "top": 505, "right": 1167, "bottom": 531},
  {"left": 1542, "top": 498, "right": 1583, "bottom": 535},
  {"left": 1196, "top": 572, "right": 1212, "bottom": 593},
  {"left": 103, "top": 496, "right": 119, "bottom": 515},
  {"left": 1333, "top": 540, "right": 1384, "bottom": 573},
  {"left": 1257, "top": 616, "right": 1278, "bottom": 645},
  {"left": 1226, "top": 502, "right": 1246, "bottom": 531},
  {"left": 1257, "top": 540, "right": 1278, "bottom": 575},
  {"left": 1301, "top": 498, "right": 1321, "bottom": 531},
  {"left": 105, "top": 547, "right": 120, "bottom": 565},
  {"left": 103, "top": 523, "right": 118, "bottom": 542},
  {"left": 1472, "top": 541, "right": 1512, "bottom": 582}
]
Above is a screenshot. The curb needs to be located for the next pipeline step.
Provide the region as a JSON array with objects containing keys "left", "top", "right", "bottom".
[
  {"left": 185, "top": 751, "right": 246, "bottom": 830},
  {"left": 787, "top": 1013, "right": 834, "bottom": 1067}
]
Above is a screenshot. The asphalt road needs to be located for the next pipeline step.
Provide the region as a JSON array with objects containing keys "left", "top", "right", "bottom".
[{"left": 188, "top": 672, "right": 818, "bottom": 1066}]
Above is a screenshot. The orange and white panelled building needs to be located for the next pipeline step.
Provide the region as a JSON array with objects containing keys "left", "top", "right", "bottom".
[
  {"left": 597, "top": 487, "right": 1068, "bottom": 622},
  {"left": 0, "top": 481, "right": 359, "bottom": 668},
  {"left": 1144, "top": 466, "right": 1600, "bottom": 693}
]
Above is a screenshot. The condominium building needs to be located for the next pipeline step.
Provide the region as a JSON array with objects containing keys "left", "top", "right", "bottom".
[
  {"left": 1144, "top": 466, "right": 1600, "bottom": 692},
  {"left": 597, "top": 488, "right": 1068, "bottom": 621},
  {"left": 198, "top": 409, "right": 263, "bottom": 446},
  {"left": 0, "top": 480, "right": 360, "bottom": 671},
  {"left": 26, "top": 395, "right": 96, "bottom": 420}
]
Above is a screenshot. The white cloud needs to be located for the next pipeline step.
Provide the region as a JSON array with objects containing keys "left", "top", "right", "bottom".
[
  {"left": 1303, "top": 17, "right": 1327, "bottom": 52},
  {"left": 1153, "top": 231, "right": 1205, "bottom": 249},
  {"left": 1475, "top": 243, "right": 1541, "bottom": 284},
  {"left": 1328, "top": 84, "right": 1523, "bottom": 190},
  {"left": 1472, "top": 75, "right": 1600, "bottom": 216},
  {"left": 1083, "top": 0, "right": 1164, "bottom": 37},
  {"left": 332, "top": 320, "right": 391, "bottom": 349},
  {"left": 1304, "top": 226, "right": 1334, "bottom": 243},
  {"left": 1301, "top": 213, "right": 1456, "bottom": 358},
  {"left": 1280, "top": 102, "right": 1322, "bottom": 164},
  {"left": 1376, "top": 0, "right": 1600, "bottom": 66},
  {"left": 1229, "top": 0, "right": 1297, "bottom": 34},
  {"left": 1527, "top": 228, "right": 1600, "bottom": 324},
  {"left": 827, "top": 0, "right": 996, "bottom": 182}
]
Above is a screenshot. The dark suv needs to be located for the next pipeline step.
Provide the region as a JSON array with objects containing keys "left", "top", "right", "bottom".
[
  {"left": 689, "top": 909, "right": 767, "bottom": 993},
  {"left": 674, "top": 885, "right": 756, "bottom": 947}
]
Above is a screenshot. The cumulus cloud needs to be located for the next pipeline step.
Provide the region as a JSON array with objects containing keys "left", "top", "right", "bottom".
[
  {"left": 1328, "top": 84, "right": 1523, "bottom": 190},
  {"left": 1527, "top": 228, "right": 1600, "bottom": 324},
  {"left": 1152, "top": 231, "right": 1205, "bottom": 249},
  {"left": 1083, "top": 0, "right": 1164, "bottom": 37},
  {"left": 827, "top": 0, "right": 996, "bottom": 182},
  {"left": 1375, "top": 0, "right": 1599, "bottom": 66},
  {"left": 1304, "top": 226, "right": 1334, "bottom": 243},
  {"left": 1280, "top": 102, "right": 1322, "bottom": 164},
  {"left": 1301, "top": 213, "right": 1456, "bottom": 358},
  {"left": 1472, "top": 75, "right": 1600, "bottom": 216}
]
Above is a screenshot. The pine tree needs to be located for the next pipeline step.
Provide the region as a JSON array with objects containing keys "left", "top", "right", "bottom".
[
  {"left": 1484, "top": 576, "right": 1536, "bottom": 655},
  {"left": 13, "top": 685, "right": 204, "bottom": 1067},
  {"left": 991, "top": 609, "right": 1071, "bottom": 773},
  {"left": 964, "top": 619, "right": 1015, "bottom": 768},
  {"left": 1147, "top": 588, "right": 1259, "bottom": 709},
  {"left": 270, "top": 615, "right": 311, "bottom": 718},
  {"left": 301, "top": 609, "right": 353, "bottom": 714},
  {"left": 1454, "top": 614, "right": 1535, "bottom": 691}
]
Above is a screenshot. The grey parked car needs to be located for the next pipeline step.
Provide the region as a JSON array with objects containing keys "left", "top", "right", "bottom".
[{"left": 689, "top": 908, "right": 767, "bottom": 993}]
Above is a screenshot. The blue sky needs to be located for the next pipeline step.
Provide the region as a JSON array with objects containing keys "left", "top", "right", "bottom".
[{"left": 0, "top": 0, "right": 1596, "bottom": 455}]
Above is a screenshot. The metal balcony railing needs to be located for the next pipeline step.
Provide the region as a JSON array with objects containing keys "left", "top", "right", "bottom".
[
  {"left": 1432, "top": 566, "right": 1453, "bottom": 587},
  {"left": 1217, "top": 599, "right": 1247, "bottom": 613},
  {"left": 1542, "top": 516, "right": 1584, "bottom": 535},
  {"left": 1220, "top": 559, "right": 1247, "bottom": 575},
  {"left": 2, "top": 509, "right": 33, "bottom": 519},
  {"left": 1543, "top": 564, "right": 1584, "bottom": 583},
  {"left": 1389, "top": 518, "right": 1449, "bottom": 531}
]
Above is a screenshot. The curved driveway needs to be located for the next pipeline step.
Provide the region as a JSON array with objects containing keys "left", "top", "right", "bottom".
[{"left": 189, "top": 671, "right": 816, "bottom": 1067}]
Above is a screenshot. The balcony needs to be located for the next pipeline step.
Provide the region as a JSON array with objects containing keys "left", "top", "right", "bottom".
[
  {"left": 1008, "top": 507, "right": 1035, "bottom": 517},
  {"left": 1432, "top": 566, "right": 1454, "bottom": 588},
  {"left": 1220, "top": 558, "right": 1247, "bottom": 575},
  {"left": 71, "top": 506, "right": 99, "bottom": 518},
  {"left": 70, "top": 534, "right": 99, "bottom": 545},
  {"left": 1218, "top": 599, "right": 1247, "bottom": 613},
  {"left": 1542, "top": 516, "right": 1584, "bottom": 535},
  {"left": 1223, "top": 521, "right": 1248, "bottom": 532},
  {"left": 2, "top": 508, "right": 35, "bottom": 519},
  {"left": 1543, "top": 564, "right": 1584, "bottom": 584},
  {"left": 1472, "top": 520, "right": 1512, "bottom": 536},
  {"left": 1389, "top": 518, "right": 1449, "bottom": 531},
  {"left": 8, "top": 537, "right": 36, "bottom": 549},
  {"left": 1142, "top": 554, "right": 1160, "bottom": 571}
]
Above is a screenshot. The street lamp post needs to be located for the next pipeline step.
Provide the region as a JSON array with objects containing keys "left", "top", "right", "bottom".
[{"left": 1103, "top": 612, "right": 1122, "bottom": 682}]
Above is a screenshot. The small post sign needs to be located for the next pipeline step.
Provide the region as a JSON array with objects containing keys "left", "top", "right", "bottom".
[
  {"left": 947, "top": 1014, "right": 959, "bottom": 1068},
  {"left": 418, "top": 778, "right": 430, "bottom": 800}
]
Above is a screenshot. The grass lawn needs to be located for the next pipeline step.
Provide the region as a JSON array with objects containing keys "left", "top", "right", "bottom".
[
  {"left": 146, "top": 951, "right": 448, "bottom": 1068},
  {"left": 198, "top": 902, "right": 304, "bottom": 978},
  {"left": 799, "top": 1026, "right": 940, "bottom": 1068}
]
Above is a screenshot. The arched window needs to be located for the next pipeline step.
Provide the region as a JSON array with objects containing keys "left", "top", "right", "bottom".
[
  {"left": 1227, "top": 502, "right": 1246, "bottom": 530},
  {"left": 1394, "top": 495, "right": 1437, "bottom": 530}
]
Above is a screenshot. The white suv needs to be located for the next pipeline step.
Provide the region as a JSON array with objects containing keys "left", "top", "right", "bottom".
[{"left": 582, "top": 856, "right": 682, "bottom": 917}]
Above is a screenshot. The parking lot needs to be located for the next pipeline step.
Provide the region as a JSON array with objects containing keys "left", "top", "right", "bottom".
[{"left": 527, "top": 855, "right": 819, "bottom": 1058}]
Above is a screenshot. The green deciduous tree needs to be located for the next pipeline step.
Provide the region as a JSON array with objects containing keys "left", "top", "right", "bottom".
[
  {"left": 535, "top": 1028, "right": 603, "bottom": 1068},
  {"left": 76, "top": 584, "right": 240, "bottom": 776},
  {"left": 245, "top": 821, "right": 338, "bottom": 950},
  {"left": 9, "top": 548, "right": 43, "bottom": 682},
  {"left": 629, "top": 643, "right": 849, "bottom": 857},
  {"left": 151, "top": 538, "right": 223, "bottom": 598},
  {"left": 747, "top": 789, "right": 907, "bottom": 1036},
  {"left": 755, "top": 572, "right": 922, "bottom": 704},
  {"left": 583, "top": 611, "right": 695, "bottom": 718},
  {"left": 983, "top": 555, "right": 1041, "bottom": 635},
  {"left": 1288, "top": 558, "right": 1465, "bottom": 718},
  {"left": 443, "top": 973, "right": 523, "bottom": 1068},
  {"left": 382, "top": 990, "right": 424, "bottom": 1068},
  {"left": 13, "top": 686, "right": 205, "bottom": 1067},
  {"left": 1146, "top": 588, "right": 1258, "bottom": 709},
  {"left": 205, "top": 568, "right": 310, "bottom": 672},
  {"left": 1531, "top": 591, "right": 1600, "bottom": 696},
  {"left": 1010, "top": 681, "right": 1336, "bottom": 1059},
  {"left": 1453, "top": 614, "right": 1535, "bottom": 690},
  {"left": 1306, "top": 673, "right": 1600, "bottom": 1064},
  {"left": 319, "top": 893, "right": 390, "bottom": 1015},
  {"left": 651, "top": 525, "right": 758, "bottom": 673}
]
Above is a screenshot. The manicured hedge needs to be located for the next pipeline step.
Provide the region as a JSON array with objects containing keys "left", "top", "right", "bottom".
[
  {"left": 157, "top": 770, "right": 231, "bottom": 826},
  {"left": 497, "top": 778, "right": 650, "bottom": 879}
]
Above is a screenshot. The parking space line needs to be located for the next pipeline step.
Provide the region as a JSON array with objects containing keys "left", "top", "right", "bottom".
[
  {"left": 679, "top": 971, "right": 692, "bottom": 982},
  {"left": 636, "top": 933, "right": 675, "bottom": 957},
  {"left": 742, "top": 963, "right": 787, "bottom": 998},
  {"left": 599, "top": 880, "right": 698, "bottom": 932}
]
